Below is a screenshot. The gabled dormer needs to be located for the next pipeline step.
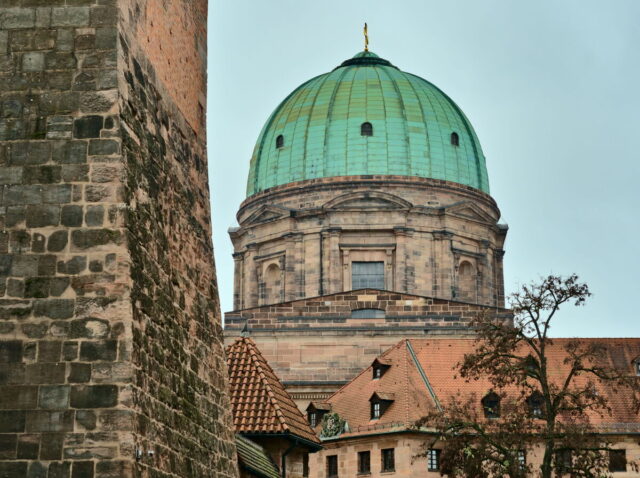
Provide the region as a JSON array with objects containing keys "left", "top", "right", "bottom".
[
  {"left": 370, "top": 392, "right": 395, "bottom": 419},
  {"left": 371, "top": 358, "right": 391, "bottom": 380},
  {"left": 306, "top": 402, "right": 331, "bottom": 428}
]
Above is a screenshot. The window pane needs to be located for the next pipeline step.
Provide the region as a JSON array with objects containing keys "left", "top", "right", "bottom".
[
  {"left": 428, "top": 449, "right": 440, "bottom": 471},
  {"left": 358, "top": 451, "right": 371, "bottom": 474},
  {"left": 352, "top": 262, "right": 384, "bottom": 289},
  {"left": 327, "top": 455, "right": 338, "bottom": 478},
  {"left": 609, "top": 450, "right": 626, "bottom": 472},
  {"left": 381, "top": 449, "right": 395, "bottom": 472},
  {"left": 352, "top": 308, "right": 385, "bottom": 318},
  {"left": 371, "top": 401, "right": 381, "bottom": 419}
]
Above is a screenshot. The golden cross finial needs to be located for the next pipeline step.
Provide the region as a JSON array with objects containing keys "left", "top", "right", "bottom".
[{"left": 364, "top": 23, "right": 369, "bottom": 52}]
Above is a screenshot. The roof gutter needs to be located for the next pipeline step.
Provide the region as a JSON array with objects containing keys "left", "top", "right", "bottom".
[
  {"left": 321, "top": 427, "right": 438, "bottom": 443},
  {"left": 242, "top": 432, "right": 323, "bottom": 452},
  {"left": 406, "top": 340, "right": 443, "bottom": 412}
]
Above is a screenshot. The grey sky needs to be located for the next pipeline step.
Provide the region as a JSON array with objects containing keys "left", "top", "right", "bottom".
[{"left": 207, "top": 0, "right": 640, "bottom": 337}]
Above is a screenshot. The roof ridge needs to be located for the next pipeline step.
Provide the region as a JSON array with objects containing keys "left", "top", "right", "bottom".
[
  {"left": 406, "top": 339, "right": 443, "bottom": 412},
  {"left": 403, "top": 340, "right": 410, "bottom": 426},
  {"left": 244, "top": 338, "right": 291, "bottom": 433}
]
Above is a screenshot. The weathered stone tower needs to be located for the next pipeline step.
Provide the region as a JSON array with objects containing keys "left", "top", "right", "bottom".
[
  {"left": 225, "top": 51, "right": 511, "bottom": 408},
  {"left": 0, "top": 1, "right": 238, "bottom": 477}
]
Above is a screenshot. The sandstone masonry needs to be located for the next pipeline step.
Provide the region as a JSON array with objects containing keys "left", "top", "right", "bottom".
[
  {"left": 0, "top": 1, "right": 237, "bottom": 477},
  {"left": 230, "top": 176, "right": 508, "bottom": 310},
  {"left": 225, "top": 290, "right": 511, "bottom": 408}
]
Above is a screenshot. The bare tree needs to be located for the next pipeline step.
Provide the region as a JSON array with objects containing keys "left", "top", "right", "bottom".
[{"left": 418, "top": 275, "right": 639, "bottom": 478}]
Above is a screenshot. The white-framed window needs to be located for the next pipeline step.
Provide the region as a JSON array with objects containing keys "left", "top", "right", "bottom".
[
  {"left": 371, "top": 401, "right": 381, "bottom": 419},
  {"left": 427, "top": 449, "right": 440, "bottom": 471},
  {"left": 309, "top": 412, "right": 316, "bottom": 427},
  {"left": 517, "top": 450, "right": 526, "bottom": 470}
]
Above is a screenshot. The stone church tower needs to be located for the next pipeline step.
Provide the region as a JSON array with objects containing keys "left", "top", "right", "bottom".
[
  {"left": 225, "top": 51, "right": 511, "bottom": 407},
  {"left": 0, "top": 1, "right": 238, "bottom": 477}
]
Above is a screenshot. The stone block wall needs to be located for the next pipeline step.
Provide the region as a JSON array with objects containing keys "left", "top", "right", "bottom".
[
  {"left": 230, "top": 176, "right": 508, "bottom": 311},
  {"left": 0, "top": 1, "right": 237, "bottom": 477},
  {"left": 225, "top": 290, "right": 511, "bottom": 409}
]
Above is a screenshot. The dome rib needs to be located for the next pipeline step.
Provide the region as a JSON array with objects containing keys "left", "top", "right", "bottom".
[
  {"left": 286, "top": 73, "right": 320, "bottom": 184},
  {"left": 402, "top": 72, "right": 432, "bottom": 178},
  {"left": 343, "top": 66, "right": 358, "bottom": 175},
  {"left": 301, "top": 70, "right": 332, "bottom": 181},
  {"left": 409, "top": 72, "right": 487, "bottom": 192},
  {"left": 321, "top": 66, "right": 351, "bottom": 179},
  {"left": 381, "top": 65, "right": 412, "bottom": 176},
  {"left": 250, "top": 75, "right": 319, "bottom": 194},
  {"left": 246, "top": 51, "right": 490, "bottom": 196},
  {"left": 371, "top": 66, "right": 391, "bottom": 176}
]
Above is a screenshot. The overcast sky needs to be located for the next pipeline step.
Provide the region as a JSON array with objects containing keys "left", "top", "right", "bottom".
[{"left": 207, "top": 0, "right": 639, "bottom": 337}]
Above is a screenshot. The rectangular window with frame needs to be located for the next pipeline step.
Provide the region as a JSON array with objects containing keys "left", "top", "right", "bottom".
[
  {"left": 609, "top": 449, "right": 627, "bottom": 473},
  {"left": 427, "top": 449, "right": 440, "bottom": 471},
  {"left": 303, "top": 453, "right": 309, "bottom": 478},
  {"left": 555, "top": 449, "right": 572, "bottom": 474},
  {"left": 357, "top": 451, "right": 371, "bottom": 475},
  {"left": 352, "top": 262, "right": 385, "bottom": 289},
  {"left": 326, "top": 455, "right": 338, "bottom": 478},
  {"left": 381, "top": 448, "right": 395, "bottom": 473},
  {"left": 371, "top": 401, "right": 381, "bottom": 419},
  {"left": 517, "top": 450, "right": 526, "bottom": 470}
]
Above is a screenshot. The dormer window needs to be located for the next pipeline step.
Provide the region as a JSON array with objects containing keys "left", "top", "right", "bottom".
[
  {"left": 450, "top": 132, "right": 459, "bottom": 146},
  {"left": 276, "top": 134, "right": 284, "bottom": 149},
  {"left": 481, "top": 392, "right": 501, "bottom": 419},
  {"left": 371, "top": 358, "right": 391, "bottom": 380},
  {"left": 527, "top": 391, "right": 545, "bottom": 418},
  {"left": 633, "top": 358, "right": 640, "bottom": 376},
  {"left": 306, "top": 401, "right": 330, "bottom": 427},
  {"left": 369, "top": 392, "right": 394, "bottom": 420},
  {"left": 361, "top": 122, "right": 373, "bottom": 136}
]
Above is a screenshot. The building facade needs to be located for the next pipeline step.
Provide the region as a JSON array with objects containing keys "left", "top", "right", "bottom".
[
  {"left": 225, "top": 50, "right": 511, "bottom": 405},
  {"left": 307, "top": 338, "right": 640, "bottom": 478}
]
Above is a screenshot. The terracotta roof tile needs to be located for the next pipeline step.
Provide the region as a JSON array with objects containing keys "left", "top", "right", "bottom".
[
  {"left": 226, "top": 337, "right": 320, "bottom": 444},
  {"left": 327, "top": 338, "right": 640, "bottom": 438}
]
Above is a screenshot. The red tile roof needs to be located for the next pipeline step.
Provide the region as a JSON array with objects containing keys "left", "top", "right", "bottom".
[
  {"left": 327, "top": 338, "right": 640, "bottom": 438},
  {"left": 226, "top": 337, "right": 320, "bottom": 444}
]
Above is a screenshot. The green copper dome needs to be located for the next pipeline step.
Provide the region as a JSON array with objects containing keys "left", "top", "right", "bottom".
[{"left": 246, "top": 51, "right": 490, "bottom": 196}]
